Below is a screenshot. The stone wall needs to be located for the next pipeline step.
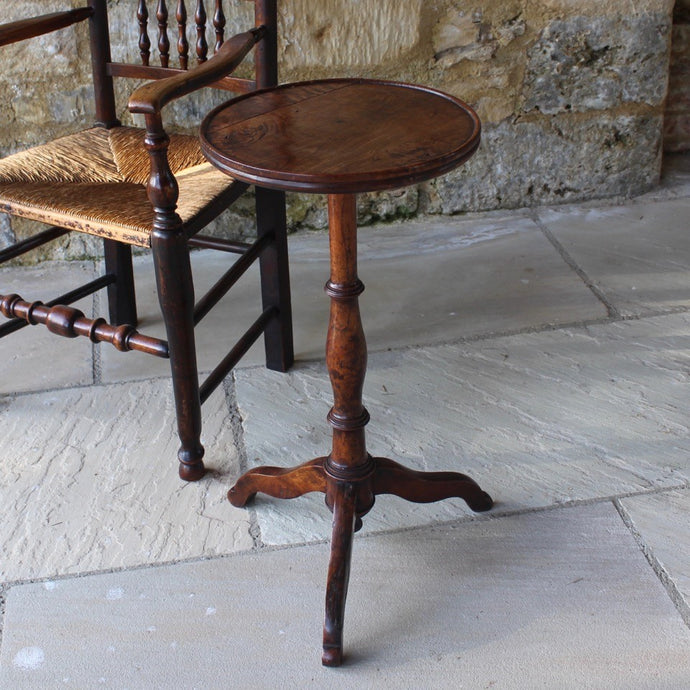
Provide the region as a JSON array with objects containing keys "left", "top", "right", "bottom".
[{"left": 0, "top": 0, "right": 678, "bottom": 258}]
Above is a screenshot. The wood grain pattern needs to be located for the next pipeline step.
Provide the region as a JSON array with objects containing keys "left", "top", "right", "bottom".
[
  {"left": 201, "top": 79, "right": 481, "bottom": 193},
  {"left": 222, "top": 187, "right": 490, "bottom": 666}
]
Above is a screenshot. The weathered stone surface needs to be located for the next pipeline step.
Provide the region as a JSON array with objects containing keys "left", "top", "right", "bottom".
[
  {"left": 538, "top": 198, "right": 690, "bottom": 316},
  {"left": 619, "top": 488, "right": 690, "bottom": 621},
  {"left": 0, "top": 3, "right": 92, "bottom": 154},
  {"left": 523, "top": 14, "right": 671, "bottom": 114},
  {"left": 3, "top": 504, "right": 690, "bottom": 687},
  {"left": 427, "top": 114, "right": 663, "bottom": 212},
  {"left": 278, "top": 0, "right": 423, "bottom": 71},
  {"left": 0, "top": 379, "right": 252, "bottom": 582},
  {"left": 538, "top": 0, "right": 675, "bottom": 16},
  {"left": 432, "top": 5, "right": 526, "bottom": 68},
  {"left": 428, "top": 2, "right": 531, "bottom": 126}
]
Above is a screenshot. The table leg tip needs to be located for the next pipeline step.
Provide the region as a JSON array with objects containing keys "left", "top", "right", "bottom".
[
  {"left": 468, "top": 491, "right": 494, "bottom": 512},
  {"left": 227, "top": 486, "right": 255, "bottom": 507}
]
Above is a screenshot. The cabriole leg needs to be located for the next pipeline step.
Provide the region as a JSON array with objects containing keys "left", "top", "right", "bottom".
[{"left": 322, "top": 481, "right": 357, "bottom": 667}]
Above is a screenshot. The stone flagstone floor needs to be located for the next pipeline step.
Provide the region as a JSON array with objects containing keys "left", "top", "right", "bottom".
[{"left": 0, "top": 154, "right": 689, "bottom": 687}]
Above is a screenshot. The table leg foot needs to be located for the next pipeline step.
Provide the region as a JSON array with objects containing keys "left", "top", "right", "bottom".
[
  {"left": 322, "top": 482, "right": 357, "bottom": 667},
  {"left": 228, "top": 457, "right": 327, "bottom": 507},
  {"left": 372, "top": 457, "right": 493, "bottom": 512}
]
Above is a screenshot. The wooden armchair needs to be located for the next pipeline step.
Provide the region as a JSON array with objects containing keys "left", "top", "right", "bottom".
[{"left": 0, "top": 1, "right": 293, "bottom": 481}]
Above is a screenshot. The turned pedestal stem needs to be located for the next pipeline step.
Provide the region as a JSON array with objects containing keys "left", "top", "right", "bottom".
[
  {"left": 322, "top": 193, "right": 375, "bottom": 665},
  {"left": 324, "top": 194, "right": 373, "bottom": 484}
]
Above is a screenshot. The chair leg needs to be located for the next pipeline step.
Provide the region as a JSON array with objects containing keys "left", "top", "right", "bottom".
[
  {"left": 103, "top": 239, "right": 137, "bottom": 326},
  {"left": 152, "top": 231, "right": 205, "bottom": 481},
  {"left": 255, "top": 186, "right": 294, "bottom": 372}
]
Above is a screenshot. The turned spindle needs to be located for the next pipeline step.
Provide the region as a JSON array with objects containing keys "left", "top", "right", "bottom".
[
  {"left": 137, "top": 0, "right": 151, "bottom": 65},
  {"left": 157, "top": 0, "right": 170, "bottom": 67},
  {"left": 0, "top": 293, "right": 168, "bottom": 357},
  {"left": 176, "top": 0, "right": 189, "bottom": 69},
  {"left": 195, "top": 0, "right": 208, "bottom": 62}
]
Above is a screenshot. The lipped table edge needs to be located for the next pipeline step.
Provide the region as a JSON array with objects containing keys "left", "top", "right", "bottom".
[{"left": 199, "top": 78, "right": 482, "bottom": 195}]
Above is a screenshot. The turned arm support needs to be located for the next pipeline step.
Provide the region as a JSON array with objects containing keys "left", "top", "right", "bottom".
[
  {"left": 128, "top": 27, "right": 265, "bottom": 115},
  {"left": 0, "top": 8, "right": 93, "bottom": 47},
  {"left": 129, "top": 26, "right": 265, "bottom": 231}
]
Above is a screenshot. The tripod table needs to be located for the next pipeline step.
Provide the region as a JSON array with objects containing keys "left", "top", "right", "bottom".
[{"left": 200, "top": 78, "right": 494, "bottom": 666}]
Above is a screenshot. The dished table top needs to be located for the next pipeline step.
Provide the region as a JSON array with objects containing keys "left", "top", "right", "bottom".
[{"left": 200, "top": 79, "right": 481, "bottom": 195}]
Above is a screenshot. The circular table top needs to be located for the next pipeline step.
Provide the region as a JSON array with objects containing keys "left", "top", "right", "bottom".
[{"left": 200, "top": 79, "right": 481, "bottom": 195}]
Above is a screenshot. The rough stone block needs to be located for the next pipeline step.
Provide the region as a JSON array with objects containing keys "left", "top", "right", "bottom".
[
  {"left": 278, "top": 0, "right": 423, "bottom": 70},
  {"left": 427, "top": 114, "right": 663, "bottom": 212},
  {"left": 432, "top": 5, "right": 526, "bottom": 68},
  {"left": 523, "top": 13, "right": 671, "bottom": 114}
]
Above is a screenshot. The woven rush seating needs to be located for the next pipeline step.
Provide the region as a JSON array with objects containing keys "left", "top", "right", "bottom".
[{"left": 0, "top": 127, "right": 234, "bottom": 247}]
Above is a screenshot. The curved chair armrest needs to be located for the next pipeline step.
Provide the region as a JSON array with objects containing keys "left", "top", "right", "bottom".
[
  {"left": 0, "top": 8, "right": 92, "bottom": 47},
  {"left": 129, "top": 27, "right": 264, "bottom": 115}
]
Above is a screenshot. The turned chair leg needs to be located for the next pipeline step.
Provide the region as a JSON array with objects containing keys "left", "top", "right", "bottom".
[
  {"left": 152, "top": 230, "right": 205, "bottom": 481},
  {"left": 103, "top": 239, "right": 137, "bottom": 327},
  {"left": 255, "top": 186, "right": 294, "bottom": 373}
]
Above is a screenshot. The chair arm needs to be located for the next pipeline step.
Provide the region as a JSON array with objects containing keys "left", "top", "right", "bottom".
[
  {"left": 0, "top": 8, "right": 92, "bottom": 48},
  {"left": 128, "top": 27, "right": 265, "bottom": 116}
]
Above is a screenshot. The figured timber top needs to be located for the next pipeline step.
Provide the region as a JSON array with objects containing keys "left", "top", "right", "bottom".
[{"left": 200, "top": 79, "right": 481, "bottom": 194}]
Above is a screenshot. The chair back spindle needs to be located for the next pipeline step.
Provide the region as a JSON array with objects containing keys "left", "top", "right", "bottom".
[
  {"left": 176, "top": 1, "right": 189, "bottom": 69},
  {"left": 139, "top": 1, "right": 225, "bottom": 69},
  {"left": 195, "top": 0, "right": 209, "bottom": 63},
  {"left": 213, "top": 1, "right": 226, "bottom": 54},
  {"left": 137, "top": 0, "right": 151, "bottom": 66},
  {"left": 103, "top": 1, "right": 266, "bottom": 95},
  {"left": 157, "top": 0, "right": 170, "bottom": 67}
]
